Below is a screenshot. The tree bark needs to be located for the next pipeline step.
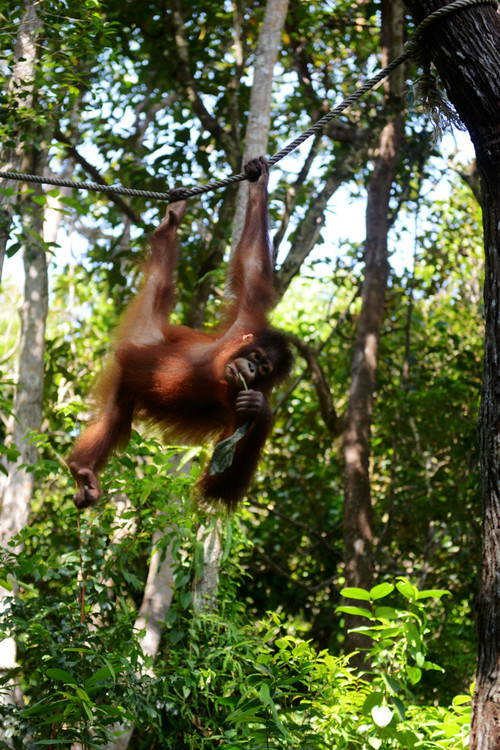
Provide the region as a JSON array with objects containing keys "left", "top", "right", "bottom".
[
  {"left": 231, "top": 0, "right": 290, "bottom": 248},
  {"left": 400, "top": 2, "right": 500, "bottom": 746},
  {"left": 0, "top": 149, "right": 48, "bottom": 699},
  {"left": 193, "top": 520, "right": 223, "bottom": 611},
  {"left": 105, "top": 521, "right": 177, "bottom": 750},
  {"left": 342, "top": 0, "right": 405, "bottom": 661},
  {"left": 0, "top": 0, "right": 41, "bottom": 282}
]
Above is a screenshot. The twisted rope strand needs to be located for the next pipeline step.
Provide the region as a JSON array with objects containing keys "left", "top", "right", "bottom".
[
  {"left": 1, "top": 0, "right": 496, "bottom": 203},
  {"left": 0, "top": 171, "right": 174, "bottom": 200}
]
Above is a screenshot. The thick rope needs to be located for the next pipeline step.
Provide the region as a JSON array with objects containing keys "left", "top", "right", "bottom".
[{"left": 0, "top": 0, "right": 496, "bottom": 203}]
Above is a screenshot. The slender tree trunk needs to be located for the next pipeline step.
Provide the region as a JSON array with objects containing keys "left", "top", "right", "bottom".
[
  {"left": 400, "top": 2, "right": 500, "bottom": 746},
  {"left": 106, "top": 521, "right": 176, "bottom": 750},
  {"left": 342, "top": 0, "right": 405, "bottom": 660},
  {"left": 231, "top": 0, "right": 290, "bottom": 248},
  {"left": 0, "top": 149, "right": 48, "bottom": 697},
  {"left": 193, "top": 520, "right": 223, "bottom": 610},
  {"left": 0, "top": 0, "right": 41, "bottom": 282}
]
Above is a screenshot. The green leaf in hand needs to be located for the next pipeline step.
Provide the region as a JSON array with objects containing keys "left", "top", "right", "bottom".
[
  {"left": 208, "top": 372, "right": 251, "bottom": 476},
  {"left": 208, "top": 422, "right": 251, "bottom": 475}
]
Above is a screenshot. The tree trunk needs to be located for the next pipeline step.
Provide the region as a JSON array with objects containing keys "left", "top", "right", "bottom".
[
  {"left": 0, "top": 0, "right": 41, "bottom": 282},
  {"left": 400, "top": 2, "right": 500, "bottom": 746},
  {"left": 193, "top": 520, "right": 223, "bottom": 610},
  {"left": 342, "top": 0, "right": 405, "bottom": 660},
  {"left": 0, "top": 149, "right": 48, "bottom": 698},
  {"left": 231, "top": 0, "right": 290, "bottom": 248},
  {"left": 105, "top": 521, "right": 176, "bottom": 750}
]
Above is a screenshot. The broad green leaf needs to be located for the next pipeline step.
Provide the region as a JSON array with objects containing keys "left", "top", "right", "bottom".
[
  {"left": 374, "top": 606, "right": 398, "bottom": 621},
  {"left": 46, "top": 668, "right": 77, "bottom": 685},
  {"left": 370, "top": 583, "right": 394, "bottom": 600},
  {"left": 407, "top": 621, "right": 421, "bottom": 649},
  {"left": 452, "top": 694, "right": 472, "bottom": 706},
  {"left": 396, "top": 579, "right": 417, "bottom": 600},
  {"left": 208, "top": 422, "right": 251, "bottom": 475},
  {"left": 170, "top": 629, "right": 185, "bottom": 644},
  {"left": 340, "top": 587, "right": 371, "bottom": 601},
  {"left": 362, "top": 691, "right": 383, "bottom": 714},
  {"left": 378, "top": 626, "right": 404, "bottom": 638},
  {"left": 443, "top": 721, "right": 461, "bottom": 738},
  {"left": 406, "top": 666, "right": 422, "bottom": 685},
  {"left": 381, "top": 674, "right": 401, "bottom": 695},
  {"left": 336, "top": 605, "right": 373, "bottom": 619},
  {"left": 391, "top": 695, "right": 406, "bottom": 721}
]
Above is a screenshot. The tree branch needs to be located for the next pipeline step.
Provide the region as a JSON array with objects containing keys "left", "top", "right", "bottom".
[
  {"left": 53, "top": 128, "right": 142, "bottom": 225},
  {"left": 287, "top": 333, "right": 342, "bottom": 436}
]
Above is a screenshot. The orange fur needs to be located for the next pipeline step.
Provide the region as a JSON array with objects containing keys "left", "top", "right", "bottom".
[{"left": 69, "top": 158, "right": 292, "bottom": 510}]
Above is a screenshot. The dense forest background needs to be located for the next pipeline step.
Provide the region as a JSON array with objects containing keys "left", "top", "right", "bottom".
[{"left": 0, "top": 0, "right": 487, "bottom": 747}]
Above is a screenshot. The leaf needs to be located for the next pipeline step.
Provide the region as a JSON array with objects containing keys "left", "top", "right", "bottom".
[
  {"left": 180, "top": 591, "right": 192, "bottom": 609},
  {"left": 370, "top": 583, "right": 394, "bottom": 600},
  {"left": 406, "top": 666, "right": 422, "bottom": 685},
  {"left": 22, "top": 699, "right": 65, "bottom": 718},
  {"left": 452, "top": 694, "right": 472, "bottom": 706},
  {"left": 268, "top": 698, "right": 293, "bottom": 740},
  {"left": 374, "top": 606, "right": 398, "bottom": 621},
  {"left": 416, "top": 588, "right": 450, "bottom": 600},
  {"left": 75, "top": 686, "right": 91, "bottom": 703},
  {"left": 81, "top": 700, "right": 94, "bottom": 723},
  {"left": 340, "top": 587, "right": 371, "bottom": 601},
  {"left": 170, "top": 629, "right": 185, "bottom": 644},
  {"left": 391, "top": 695, "right": 406, "bottom": 721},
  {"left": 371, "top": 705, "right": 393, "bottom": 727},
  {"left": 362, "top": 691, "right": 384, "bottom": 714},
  {"left": 336, "top": 605, "right": 373, "bottom": 619},
  {"left": 259, "top": 683, "right": 270, "bottom": 705},
  {"left": 84, "top": 665, "right": 113, "bottom": 690},
  {"left": 396, "top": 579, "right": 417, "bottom": 600},
  {"left": 208, "top": 422, "right": 251, "bottom": 475},
  {"left": 46, "top": 668, "right": 77, "bottom": 685},
  {"left": 381, "top": 673, "right": 401, "bottom": 695},
  {"left": 407, "top": 621, "right": 421, "bottom": 649}
]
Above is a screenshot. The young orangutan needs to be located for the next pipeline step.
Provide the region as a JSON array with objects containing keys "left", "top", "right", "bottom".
[{"left": 69, "top": 157, "right": 293, "bottom": 511}]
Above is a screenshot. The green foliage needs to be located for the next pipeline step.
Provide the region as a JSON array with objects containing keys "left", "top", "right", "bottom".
[
  {"left": 334, "top": 582, "right": 470, "bottom": 749},
  {"left": 0, "top": 433, "right": 197, "bottom": 746},
  {"left": 1, "top": 516, "right": 471, "bottom": 750}
]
